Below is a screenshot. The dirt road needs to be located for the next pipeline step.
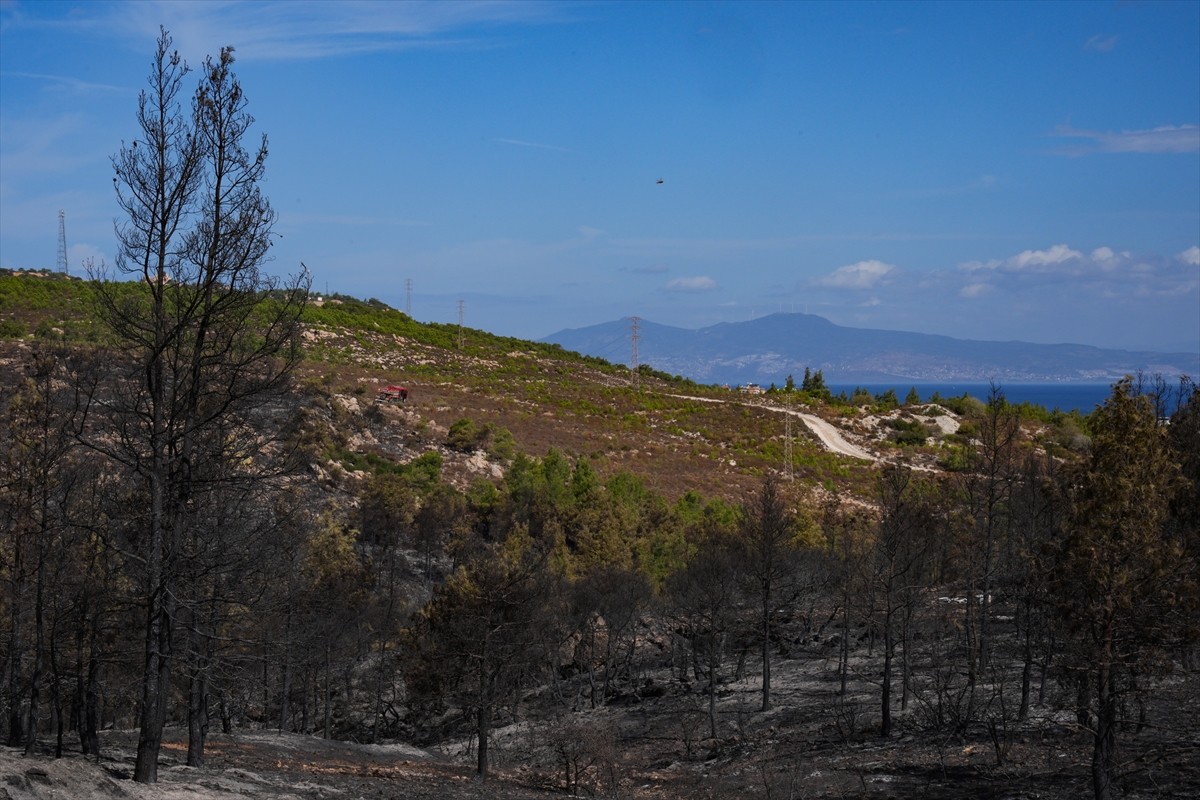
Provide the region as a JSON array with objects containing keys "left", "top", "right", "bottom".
[
  {"left": 786, "top": 410, "right": 875, "bottom": 461},
  {"left": 667, "top": 393, "right": 876, "bottom": 462}
]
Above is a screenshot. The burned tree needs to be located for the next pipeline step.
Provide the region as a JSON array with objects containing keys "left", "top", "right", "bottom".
[
  {"left": 85, "top": 29, "right": 307, "bottom": 783},
  {"left": 737, "top": 474, "right": 803, "bottom": 712},
  {"left": 406, "top": 529, "right": 565, "bottom": 781}
]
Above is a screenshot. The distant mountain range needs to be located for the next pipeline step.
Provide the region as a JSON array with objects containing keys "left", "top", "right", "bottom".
[{"left": 542, "top": 314, "right": 1200, "bottom": 387}]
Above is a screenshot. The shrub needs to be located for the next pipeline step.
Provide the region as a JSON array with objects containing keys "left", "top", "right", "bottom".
[
  {"left": 34, "top": 320, "right": 62, "bottom": 340},
  {"left": 447, "top": 418, "right": 479, "bottom": 451},
  {"left": 886, "top": 417, "right": 927, "bottom": 446}
]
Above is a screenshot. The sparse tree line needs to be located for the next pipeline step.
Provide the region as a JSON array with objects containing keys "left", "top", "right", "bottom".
[{"left": 1, "top": 30, "right": 1198, "bottom": 800}]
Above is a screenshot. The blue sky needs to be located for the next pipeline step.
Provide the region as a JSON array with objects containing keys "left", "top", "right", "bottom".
[{"left": 2, "top": 1, "right": 1198, "bottom": 352}]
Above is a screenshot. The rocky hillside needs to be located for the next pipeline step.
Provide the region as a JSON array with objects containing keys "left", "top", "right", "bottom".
[{"left": 2, "top": 271, "right": 963, "bottom": 503}]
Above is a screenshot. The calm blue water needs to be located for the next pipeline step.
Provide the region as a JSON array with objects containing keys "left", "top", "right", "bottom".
[{"left": 826, "top": 383, "right": 1119, "bottom": 414}]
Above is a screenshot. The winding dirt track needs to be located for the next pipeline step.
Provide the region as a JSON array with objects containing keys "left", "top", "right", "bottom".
[
  {"left": 668, "top": 394, "right": 876, "bottom": 462},
  {"left": 785, "top": 409, "right": 876, "bottom": 461}
]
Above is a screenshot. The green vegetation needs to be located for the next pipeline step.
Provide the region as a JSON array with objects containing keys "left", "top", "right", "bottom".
[{"left": 886, "top": 416, "right": 928, "bottom": 446}]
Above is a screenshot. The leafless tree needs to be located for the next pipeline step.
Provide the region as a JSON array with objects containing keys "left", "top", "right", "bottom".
[
  {"left": 951, "top": 383, "right": 1020, "bottom": 725},
  {"left": 0, "top": 348, "right": 83, "bottom": 752},
  {"left": 406, "top": 528, "right": 565, "bottom": 781},
  {"left": 737, "top": 474, "right": 801, "bottom": 712},
  {"left": 84, "top": 29, "right": 307, "bottom": 783},
  {"left": 871, "top": 463, "right": 934, "bottom": 737},
  {"left": 667, "top": 534, "right": 742, "bottom": 739}
]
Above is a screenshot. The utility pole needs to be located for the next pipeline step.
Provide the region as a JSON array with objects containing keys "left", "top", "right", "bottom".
[
  {"left": 784, "top": 409, "right": 794, "bottom": 481},
  {"left": 405, "top": 278, "right": 412, "bottom": 316},
  {"left": 629, "top": 316, "right": 641, "bottom": 389},
  {"left": 57, "top": 210, "right": 68, "bottom": 274},
  {"left": 457, "top": 299, "right": 465, "bottom": 350}
]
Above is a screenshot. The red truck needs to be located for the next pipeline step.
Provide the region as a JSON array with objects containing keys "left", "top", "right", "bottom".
[{"left": 376, "top": 385, "right": 408, "bottom": 403}]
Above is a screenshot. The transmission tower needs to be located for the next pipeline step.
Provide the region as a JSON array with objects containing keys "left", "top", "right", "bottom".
[
  {"left": 629, "top": 316, "right": 641, "bottom": 389},
  {"left": 405, "top": 278, "right": 412, "bottom": 316},
  {"left": 56, "top": 210, "right": 68, "bottom": 274}
]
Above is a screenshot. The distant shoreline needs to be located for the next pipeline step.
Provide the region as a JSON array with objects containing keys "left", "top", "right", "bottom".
[{"left": 824, "top": 382, "right": 1123, "bottom": 414}]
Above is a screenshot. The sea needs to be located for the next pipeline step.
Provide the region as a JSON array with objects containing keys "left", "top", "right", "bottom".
[{"left": 825, "top": 383, "right": 1122, "bottom": 415}]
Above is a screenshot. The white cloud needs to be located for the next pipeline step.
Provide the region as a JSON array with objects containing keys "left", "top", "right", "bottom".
[
  {"left": 1091, "top": 247, "right": 1135, "bottom": 272},
  {"left": 961, "top": 245, "right": 1141, "bottom": 277},
  {"left": 1050, "top": 124, "right": 1200, "bottom": 155},
  {"left": 959, "top": 244, "right": 1142, "bottom": 280},
  {"left": 947, "top": 244, "right": 1200, "bottom": 319},
  {"left": 665, "top": 276, "right": 716, "bottom": 292},
  {"left": 1084, "top": 34, "right": 1118, "bottom": 53},
  {"left": 817, "top": 259, "right": 896, "bottom": 289},
  {"left": 1011, "top": 244, "right": 1082, "bottom": 270}
]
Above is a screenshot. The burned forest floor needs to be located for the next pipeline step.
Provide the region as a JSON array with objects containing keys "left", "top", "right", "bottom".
[{"left": 4, "top": 634, "right": 1199, "bottom": 800}]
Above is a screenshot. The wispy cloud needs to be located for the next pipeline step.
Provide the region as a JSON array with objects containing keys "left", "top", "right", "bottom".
[
  {"left": 816, "top": 259, "right": 896, "bottom": 289},
  {"left": 629, "top": 263, "right": 669, "bottom": 275},
  {"left": 1084, "top": 34, "right": 1118, "bottom": 53},
  {"left": 1, "top": 71, "right": 126, "bottom": 95},
  {"left": 1049, "top": 124, "right": 1200, "bottom": 155},
  {"left": 665, "top": 276, "right": 716, "bottom": 292},
  {"left": 1179, "top": 246, "right": 1200, "bottom": 267},
  {"left": 495, "top": 138, "right": 575, "bottom": 153},
  {"left": 278, "top": 212, "right": 431, "bottom": 228},
  {"left": 99, "top": 0, "right": 566, "bottom": 63},
  {"left": 0, "top": 112, "right": 102, "bottom": 177},
  {"left": 900, "top": 173, "right": 998, "bottom": 199}
]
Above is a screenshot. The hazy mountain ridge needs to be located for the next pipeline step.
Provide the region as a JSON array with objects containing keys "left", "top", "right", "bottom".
[{"left": 543, "top": 313, "right": 1200, "bottom": 386}]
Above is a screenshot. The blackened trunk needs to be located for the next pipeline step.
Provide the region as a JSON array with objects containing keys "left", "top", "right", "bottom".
[
  {"left": 323, "top": 645, "right": 331, "bottom": 739},
  {"left": 82, "top": 633, "right": 100, "bottom": 758},
  {"left": 881, "top": 614, "right": 893, "bottom": 737},
  {"left": 24, "top": 516, "right": 48, "bottom": 756},
  {"left": 761, "top": 584, "right": 772, "bottom": 712},
  {"left": 187, "top": 668, "right": 208, "bottom": 767},
  {"left": 476, "top": 700, "right": 491, "bottom": 780}
]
